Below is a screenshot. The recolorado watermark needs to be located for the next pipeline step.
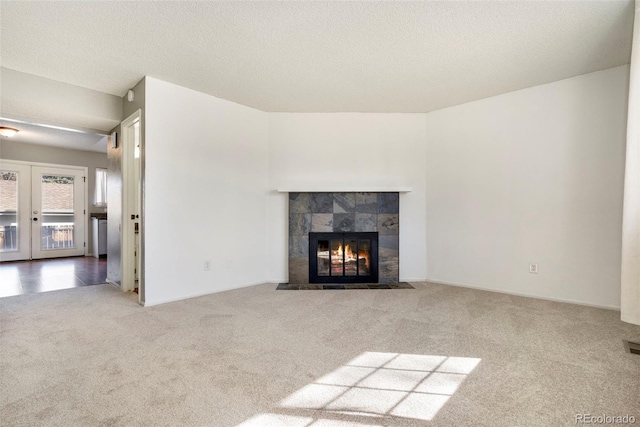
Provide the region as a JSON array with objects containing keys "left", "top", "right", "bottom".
[{"left": 576, "top": 414, "right": 636, "bottom": 424}]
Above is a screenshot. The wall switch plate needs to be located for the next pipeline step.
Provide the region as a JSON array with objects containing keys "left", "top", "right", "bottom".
[
  {"left": 529, "top": 263, "right": 539, "bottom": 274},
  {"left": 204, "top": 260, "right": 211, "bottom": 271}
]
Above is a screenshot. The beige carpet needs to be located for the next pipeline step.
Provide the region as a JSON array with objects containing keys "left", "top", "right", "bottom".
[{"left": 1, "top": 282, "right": 638, "bottom": 426}]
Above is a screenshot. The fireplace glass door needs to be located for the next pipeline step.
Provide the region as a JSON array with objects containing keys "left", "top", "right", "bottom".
[{"left": 310, "top": 232, "right": 378, "bottom": 283}]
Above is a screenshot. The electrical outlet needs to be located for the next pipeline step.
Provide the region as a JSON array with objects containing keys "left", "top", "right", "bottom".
[
  {"left": 204, "top": 260, "right": 211, "bottom": 271},
  {"left": 529, "top": 263, "right": 538, "bottom": 274}
]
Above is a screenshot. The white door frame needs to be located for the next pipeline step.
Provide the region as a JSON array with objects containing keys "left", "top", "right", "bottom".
[
  {"left": 120, "top": 109, "right": 143, "bottom": 300},
  {"left": 0, "top": 160, "right": 89, "bottom": 261},
  {"left": 31, "top": 165, "right": 87, "bottom": 259}
]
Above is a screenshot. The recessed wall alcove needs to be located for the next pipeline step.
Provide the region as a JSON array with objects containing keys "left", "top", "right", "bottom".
[{"left": 286, "top": 191, "right": 402, "bottom": 284}]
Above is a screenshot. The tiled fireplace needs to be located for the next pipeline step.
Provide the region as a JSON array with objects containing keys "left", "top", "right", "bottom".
[{"left": 288, "top": 192, "right": 399, "bottom": 284}]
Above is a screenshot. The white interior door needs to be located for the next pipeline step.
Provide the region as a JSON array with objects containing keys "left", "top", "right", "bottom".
[
  {"left": 121, "top": 111, "right": 141, "bottom": 293},
  {"left": 31, "top": 166, "right": 85, "bottom": 259},
  {"left": 0, "top": 161, "right": 31, "bottom": 262}
]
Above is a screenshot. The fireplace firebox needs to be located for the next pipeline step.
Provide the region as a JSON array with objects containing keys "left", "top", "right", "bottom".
[{"left": 309, "top": 232, "right": 378, "bottom": 283}]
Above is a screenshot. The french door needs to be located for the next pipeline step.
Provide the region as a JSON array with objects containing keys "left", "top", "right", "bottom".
[{"left": 0, "top": 161, "right": 86, "bottom": 261}]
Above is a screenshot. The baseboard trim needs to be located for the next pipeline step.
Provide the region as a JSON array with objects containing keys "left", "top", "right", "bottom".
[
  {"left": 106, "top": 278, "right": 120, "bottom": 288},
  {"left": 401, "top": 277, "right": 428, "bottom": 282},
  {"left": 142, "top": 281, "right": 267, "bottom": 307},
  {"left": 424, "top": 278, "right": 621, "bottom": 311}
]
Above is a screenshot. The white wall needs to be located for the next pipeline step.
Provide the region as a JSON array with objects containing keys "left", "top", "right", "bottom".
[
  {"left": 424, "top": 66, "right": 629, "bottom": 309},
  {"left": 267, "top": 113, "right": 428, "bottom": 282},
  {"left": 621, "top": 3, "right": 640, "bottom": 325},
  {"left": 144, "top": 77, "right": 269, "bottom": 306},
  {"left": 142, "top": 66, "right": 628, "bottom": 309}
]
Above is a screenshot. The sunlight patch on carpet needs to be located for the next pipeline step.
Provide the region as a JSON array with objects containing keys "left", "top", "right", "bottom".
[{"left": 237, "top": 351, "right": 481, "bottom": 425}]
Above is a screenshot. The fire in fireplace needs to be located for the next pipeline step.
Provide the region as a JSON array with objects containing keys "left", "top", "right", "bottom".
[{"left": 309, "top": 232, "right": 379, "bottom": 283}]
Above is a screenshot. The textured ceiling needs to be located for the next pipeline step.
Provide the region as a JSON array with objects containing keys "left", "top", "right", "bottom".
[
  {"left": 0, "top": 119, "right": 107, "bottom": 153},
  {"left": 0, "top": 1, "right": 635, "bottom": 113}
]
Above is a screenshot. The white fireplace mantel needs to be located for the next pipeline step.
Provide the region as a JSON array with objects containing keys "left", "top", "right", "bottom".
[{"left": 277, "top": 187, "right": 412, "bottom": 193}]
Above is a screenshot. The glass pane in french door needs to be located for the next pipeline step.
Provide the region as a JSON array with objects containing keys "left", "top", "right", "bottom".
[
  {"left": 40, "top": 174, "right": 76, "bottom": 249},
  {"left": 0, "top": 162, "right": 30, "bottom": 262},
  {"left": 0, "top": 171, "right": 18, "bottom": 252}
]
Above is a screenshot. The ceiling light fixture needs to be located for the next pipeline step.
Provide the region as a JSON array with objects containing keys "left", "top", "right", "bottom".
[{"left": 0, "top": 127, "right": 19, "bottom": 138}]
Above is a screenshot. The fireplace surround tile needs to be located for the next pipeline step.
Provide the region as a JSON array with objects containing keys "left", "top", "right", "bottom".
[
  {"left": 289, "top": 236, "right": 309, "bottom": 258},
  {"left": 333, "top": 213, "right": 356, "bottom": 232},
  {"left": 288, "top": 191, "right": 400, "bottom": 284},
  {"left": 377, "top": 214, "right": 399, "bottom": 235},
  {"left": 355, "top": 213, "right": 377, "bottom": 232},
  {"left": 289, "top": 213, "right": 312, "bottom": 236},
  {"left": 311, "top": 213, "right": 333, "bottom": 232},
  {"left": 289, "top": 258, "right": 309, "bottom": 284},
  {"left": 355, "top": 192, "right": 378, "bottom": 213},
  {"left": 310, "top": 193, "right": 334, "bottom": 213},
  {"left": 378, "top": 193, "right": 399, "bottom": 214},
  {"left": 289, "top": 192, "right": 311, "bottom": 213},
  {"left": 379, "top": 235, "right": 400, "bottom": 251},
  {"left": 334, "top": 193, "right": 356, "bottom": 213},
  {"left": 379, "top": 257, "right": 400, "bottom": 283}
]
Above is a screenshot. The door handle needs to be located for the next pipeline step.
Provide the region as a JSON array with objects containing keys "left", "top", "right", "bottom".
[{"left": 33, "top": 218, "right": 38, "bottom": 222}]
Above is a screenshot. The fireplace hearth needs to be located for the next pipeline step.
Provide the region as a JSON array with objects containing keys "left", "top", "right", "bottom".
[{"left": 309, "top": 232, "right": 378, "bottom": 283}]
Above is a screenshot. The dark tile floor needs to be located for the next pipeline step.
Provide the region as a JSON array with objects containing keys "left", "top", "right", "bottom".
[
  {"left": 277, "top": 282, "right": 414, "bottom": 290},
  {"left": 0, "top": 257, "right": 107, "bottom": 298}
]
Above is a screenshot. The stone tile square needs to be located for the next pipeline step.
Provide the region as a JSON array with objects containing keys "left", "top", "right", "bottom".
[
  {"left": 289, "top": 213, "right": 311, "bottom": 236},
  {"left": 333, "top": 213, "right": 355, "bottom": 232},
  {"left": 379, "top": 235, "right": 399, "bottom": 251},
  {"left": 276, "top": 284, "right": 299, "bottom": 290},
  {"left": 379, "top": 257, "right": 399, "bottom": 282},
  {"left": 378, "top": 192, "right": 399, "bottom": 214},
  {"left": 323, "top": 285, "right": 346, "bottom": 290},
  {"left": 289, "top": 192, "right": 311, "bottom": 214},
  {"left": 333, "top": 193, "right": 356, "bottom": 213},
  {"left": 310, "top": 193, "right": 334, "bottom": 213},
  {"left": 368, "top": 284, "right": 392, "bottom": 289},
  {"left": 395, "top": 282, "right": 414, "bottom": 289},
  {"left": 311, "top": 213, "right": 333, "bottom": 232},
  {"left": 289, "top": 236, "right": 309, "bottom": 258},
  {"left": 355, "top": 192, "right": 378, "bottom": 213},
  {"left": 355, "top": 213, "right": 377, "bottom": 232},
  {"left": 289, "top": 258, "right": 309, "bottom": 284},
  {"left": 345, "top": 284, "right": 369, "bottom": 289},
  {"left": 377, "top": 214, "right": 399, "bottom": 235},
  {"left": 299, "top": 284, "right": 322, "bottom": 290}
]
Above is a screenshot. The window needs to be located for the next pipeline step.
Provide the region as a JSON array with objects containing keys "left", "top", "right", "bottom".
[{"left": 94, "top": 168, "right": 107, "bottom": 207}]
